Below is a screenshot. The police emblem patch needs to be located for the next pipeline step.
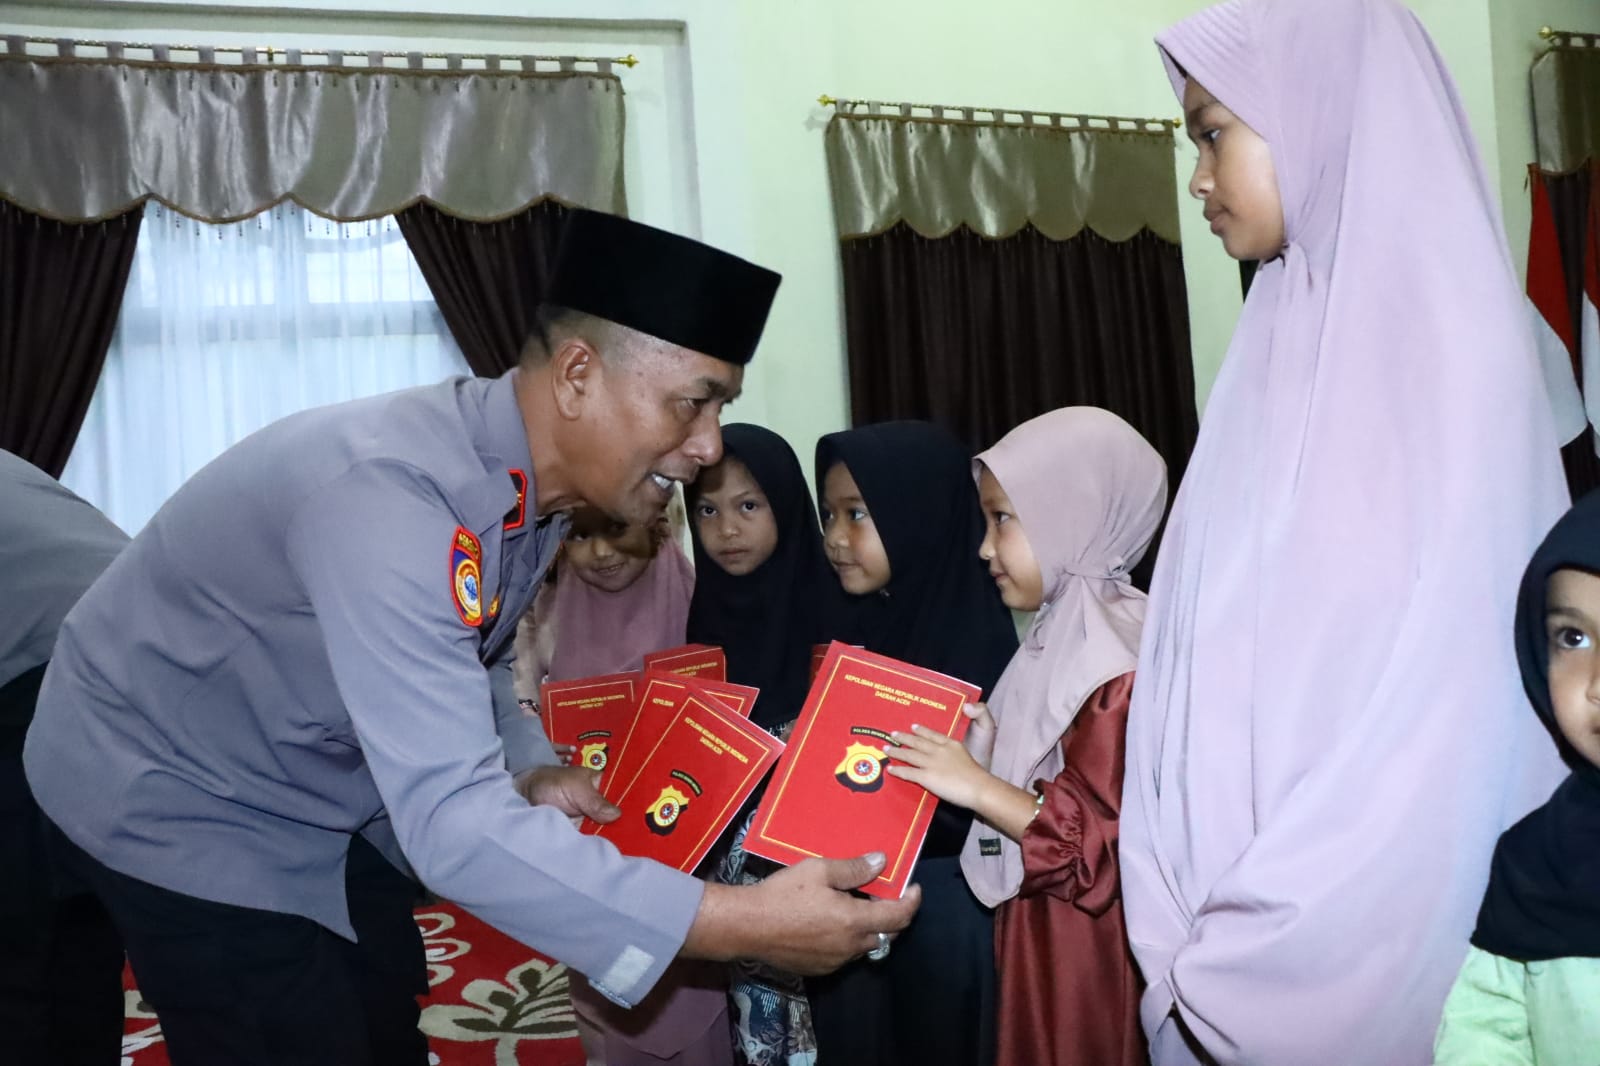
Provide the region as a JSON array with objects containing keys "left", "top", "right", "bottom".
[
  {"left": 644, "top": 770, "right": 704, "bottom": 836},
  {"left": 834, "top": 727, "right": 893, "bottom": 793},
  {"left": 645, "top": 786, "right": 690, "bottom": 835},
  {"left": 449, "top": 526, "right": 484, "bottom": 627},
  {"left": 577, "top": 729, "right": 610, "bottom": 772}
]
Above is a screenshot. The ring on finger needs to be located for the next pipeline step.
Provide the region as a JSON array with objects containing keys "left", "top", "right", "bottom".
[{"left": 867, "top": 931, "right": 891, "bottom": 961}]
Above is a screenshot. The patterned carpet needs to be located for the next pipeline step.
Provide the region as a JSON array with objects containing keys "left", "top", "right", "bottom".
[{"left": 121, "top": 902, "right": 585, "bottom": 1066}]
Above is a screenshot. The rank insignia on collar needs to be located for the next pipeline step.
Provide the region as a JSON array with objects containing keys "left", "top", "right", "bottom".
[
  {"left": 505, "top": 469, "right": 528, "bottom": 531},
  {"left": 450, "top": 526, "right": 484, "bottom": 628}
]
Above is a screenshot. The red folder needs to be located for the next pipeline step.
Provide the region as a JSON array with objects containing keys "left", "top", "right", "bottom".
[
  {"left": 603, "top": 671, "right": 761, "bottom": 801},
  {"left": 810, "top": 643, "right": 863, "bottom": 684},
  {"left": 809, "top": 644, "right": 829, "bottom": 684},
  {"left": 743, "top": 642, "right": 980, "bottom": 899},
  {"left": 583, "top": 693, "right": 783, "bottom": 873},
  {"left": 641, "top": 643, "right": 727, "bottom": 681},
  {"left": 538, "top": 672, "right": 640, "bottom": 774}
]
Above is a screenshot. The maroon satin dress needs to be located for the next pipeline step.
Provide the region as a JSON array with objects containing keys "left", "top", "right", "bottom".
[{"left": 994, "top": 672, "right": 1145, "bottom": 1066}]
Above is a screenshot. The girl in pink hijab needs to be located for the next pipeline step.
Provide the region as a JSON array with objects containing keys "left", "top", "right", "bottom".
[
  {"left": 513, "top": 505, "right": 696, "bottom": 711},
  {"left": 544, "top": 508, "right": 695, "bottom": 685},
  {"left": 887, "top": 407, "right": 1166, "bottom": 1066},
  {"left": 511, "top": 508, "right": 726, "bottom": 1066},
  {"left": 1120, "top": 1, "right": 1570, "bottom": 1063}
]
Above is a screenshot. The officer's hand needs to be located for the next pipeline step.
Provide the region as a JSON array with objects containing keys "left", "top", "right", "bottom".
[
  {"left": 682, "top": 852, "right": 920, "bottom": 975},
  {"left": 512, "top": 766, "right": 620, "bottom": 824}
]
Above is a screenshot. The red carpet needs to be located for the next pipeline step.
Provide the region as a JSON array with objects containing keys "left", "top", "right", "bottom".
[{"left": 121, "top": 902, "right": 584, "bottom": 1065}]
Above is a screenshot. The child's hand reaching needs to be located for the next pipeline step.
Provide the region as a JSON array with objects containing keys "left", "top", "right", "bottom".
[
  {"left": 887, "top": 721, "right": 1042, "bottom": 843},
  {"left": 885, "top": 724, "right": 993, "bottom": 810},
  {"left": 961, "top": 702, "right": 997, "bottom": 769}
]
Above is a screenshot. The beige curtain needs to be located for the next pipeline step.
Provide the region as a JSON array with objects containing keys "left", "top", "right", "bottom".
[
  {"left": 1532, "top": 40, "right": 1600, "bottom": 173},
  {"left": 824, "top": 106, "right": 1180, "bottom": 243},
  {"left": 824, "top": 102, "right": 1196, "bottom": 548},
  {"left": 0, "top": 41, "right": 626, "bottom": 223}
]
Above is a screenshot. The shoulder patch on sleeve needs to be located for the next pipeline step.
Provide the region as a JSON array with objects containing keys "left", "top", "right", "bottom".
[{"left": 450, "top": 526, "right": 484, "bottom": 627}]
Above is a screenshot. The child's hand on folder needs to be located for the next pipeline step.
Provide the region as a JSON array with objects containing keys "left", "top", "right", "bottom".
[
  {"left": 960, "top": 702, "right": 996, "bottom": 768},
  {"left": 884, "top": 724, "right": 989, "bottom": 809}
]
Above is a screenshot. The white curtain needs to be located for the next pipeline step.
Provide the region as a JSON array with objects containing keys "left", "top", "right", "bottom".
[{"left": 61, "top": 203, "right": 470, "bottom": 534}]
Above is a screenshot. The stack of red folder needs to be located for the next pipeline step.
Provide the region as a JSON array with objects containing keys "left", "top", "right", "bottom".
[{"left": 551, "top": 641, "right": 980, "bottom": 893}]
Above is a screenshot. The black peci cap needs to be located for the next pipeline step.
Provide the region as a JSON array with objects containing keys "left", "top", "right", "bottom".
[{"left": 545, "top": 209, "right": 782, "bottom": 366}]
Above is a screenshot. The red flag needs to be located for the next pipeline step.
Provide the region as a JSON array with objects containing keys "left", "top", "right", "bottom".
[
  {"left": 1578, "top": 165, "right": 1600, "bottom": 453},
  {"left": 1528, "top": 168, "right": 1586, "bottom": 444}
]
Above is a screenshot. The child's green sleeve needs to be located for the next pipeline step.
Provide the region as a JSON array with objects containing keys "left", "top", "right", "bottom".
[{"left": 1433, "top": 946, "right": 1533, "bottom": 1066}]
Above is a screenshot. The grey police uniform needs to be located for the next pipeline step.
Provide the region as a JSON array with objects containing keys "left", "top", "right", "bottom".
[
  {"left": 0, "top": 449, "right": 128, "bottom": 694},
  {"left": 1, "top": 449, "right": 129, "bottom": 1066},
  {"left": 24, "top": 369, "right": 703, "bottom": 1008}
]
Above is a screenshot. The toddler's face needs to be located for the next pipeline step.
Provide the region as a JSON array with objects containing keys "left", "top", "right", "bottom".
[
  {"left": 1544, "top": 567, "right": 1600, "bottom": 771},
  {"left": 976, "top": 465, "right": 1044, "bottom": 612},
  {"left": 565, "top": 512, "right": 654, "bottom": 594},
  {"left": 693, "top": 457, "right": 779, "bottom": 577},
  {"left": 819, "top": 461, "right": 891, "bottom": 595},
  {"left": 1183, "top": 79, "right": 1285, "bottom": 263}
]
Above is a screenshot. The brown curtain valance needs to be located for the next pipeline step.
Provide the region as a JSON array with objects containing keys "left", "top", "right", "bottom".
[
  {"left": 824, "top": 107, "right": 1181, "bottom": 244},
  {"left": 1532, "top": 40, "right": 1600, "bottom": 173},
  {"left": 396, "top": 199, "right": 570, "bottom": 378},
  {"left": 0, "top": 44, "right": 627, "bottom": 223}
]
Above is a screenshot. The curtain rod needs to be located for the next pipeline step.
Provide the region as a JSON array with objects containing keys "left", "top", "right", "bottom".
[
  {"left": 819, "top": 95, "right": 1179, "bottom": 134},
  {"left": 1538, "top": 27, "right": 1599, "bottom": 47},
  {"left": 7, "top": 35, "right": 637, "bottom": 70}
]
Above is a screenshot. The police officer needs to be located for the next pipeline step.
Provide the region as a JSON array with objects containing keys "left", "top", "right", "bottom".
[
  {"left": 0, "top": 450, "right": 128, "bottom": 1065},
  {"left": 24, "top": 210, "right": 919, "bottom": 1065}
]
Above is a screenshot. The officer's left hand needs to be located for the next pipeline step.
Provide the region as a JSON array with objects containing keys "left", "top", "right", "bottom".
[{"left": 512, "top": 766, "right": 621, "bottom": 824}]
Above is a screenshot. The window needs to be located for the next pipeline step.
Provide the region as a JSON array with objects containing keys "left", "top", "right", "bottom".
[{"left": 61, "top": 204, "right": 469, "bottom": 533}]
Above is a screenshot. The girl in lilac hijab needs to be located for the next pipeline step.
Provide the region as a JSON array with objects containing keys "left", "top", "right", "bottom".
[{"left": 1119, "top": 1, "right": 1570, "bottom": 1063}]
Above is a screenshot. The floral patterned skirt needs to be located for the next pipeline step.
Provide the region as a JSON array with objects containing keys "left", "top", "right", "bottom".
[{"left": 717, "top": 808, "right": 818, "bottom": 1066}]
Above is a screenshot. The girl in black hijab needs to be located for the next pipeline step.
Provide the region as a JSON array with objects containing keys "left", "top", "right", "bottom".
[
  {"left": 809, "top": 421, "right": 1018, "bottom": 1066},
  {"left": 687, "top": 423, "right": 834, "bottom": 735},
  {"left": 689, "top": 423, "right": 835, "bottom": 1065},
  {"left": 1435, "top": 489, "right": 1600, "bottom": 1060}
]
